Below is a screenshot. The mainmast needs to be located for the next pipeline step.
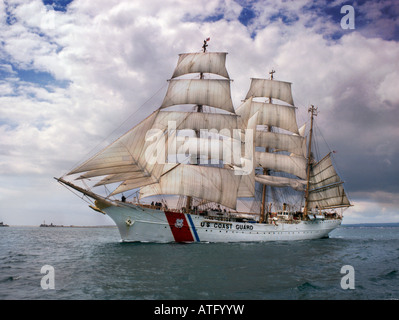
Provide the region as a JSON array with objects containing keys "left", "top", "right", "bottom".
[
  {"left": 303, "top": 105, "right": 318, "bottom": 217},
  {"left": 259, "top": 69, "right": 275, "bottom": 223}
]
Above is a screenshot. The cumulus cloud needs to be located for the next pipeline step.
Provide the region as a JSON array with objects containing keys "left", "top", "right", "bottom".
[{"left": 1, "top": 0, "right": 398, "bottom": 225}]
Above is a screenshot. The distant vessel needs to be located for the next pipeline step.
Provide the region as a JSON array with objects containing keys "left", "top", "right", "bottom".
[
  {"left": 57, "top": 39, "right": 352, "bottom": 242},
  {"left": 0, "top": 222, "right": 9, "bottom": 227},
  {"left": 40, "top": 221, "right": 63, "bottom": 227}
]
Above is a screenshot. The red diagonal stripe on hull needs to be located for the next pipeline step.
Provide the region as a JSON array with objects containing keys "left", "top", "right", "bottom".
[{"left": 165, "top": 211, "right": 194, "bottom": 242}]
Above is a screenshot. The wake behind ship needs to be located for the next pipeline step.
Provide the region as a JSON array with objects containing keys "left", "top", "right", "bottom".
[{"left": 56, "top": 39, "right": 352, "bottom": 242}]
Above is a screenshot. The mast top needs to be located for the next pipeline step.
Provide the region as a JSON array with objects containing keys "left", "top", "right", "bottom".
[
  {"left": 202, "top": 37, "right": 210, "bottom": 53},
  {"left": 308, "top": 104, "right": 318, "bottom": 117}
]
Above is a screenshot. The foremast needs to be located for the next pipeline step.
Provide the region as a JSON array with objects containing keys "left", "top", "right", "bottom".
[{"left": 185, "top": 38, "right": 209, "bottom": 211}]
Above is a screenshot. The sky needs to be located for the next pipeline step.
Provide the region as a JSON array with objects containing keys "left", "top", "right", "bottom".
[{"left": 1, "top": 0, "right": 398, "bottom": 226}]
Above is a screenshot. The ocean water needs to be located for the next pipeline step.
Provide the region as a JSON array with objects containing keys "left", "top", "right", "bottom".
[{"left": 1, "top": 224, "right": 398, "bottom": 300}]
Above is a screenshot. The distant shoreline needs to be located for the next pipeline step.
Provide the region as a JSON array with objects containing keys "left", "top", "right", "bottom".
[
  {"left": 341, "top": 222, "right": 399, "bottom": 227},
  {"left": 2, "top": 225, "right": 117, "bottom": 228}
]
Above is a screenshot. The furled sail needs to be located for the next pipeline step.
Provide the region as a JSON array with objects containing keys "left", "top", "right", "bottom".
[
  {"left": 172, "top": 52, "right": 229, "bottom": 79},
  {"left": 255, "top": 175, "right": 306, "bottom": 191}
]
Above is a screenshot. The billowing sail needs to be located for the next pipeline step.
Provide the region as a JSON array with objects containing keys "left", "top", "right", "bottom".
[
  {"left": 153, "top": 111, "right": 238, "bottom": 132},
  {"left": 307, "top": 153, "right": 351, "bottom": 209},
  {"left": 255, "top": 151, "right": 307, "bottom": 180},
  {"left": 68, "top": 112, "right": 163, "bottom": 181},
  {"left": 160, "top": 79, "right": 235, "bottom": 113},
  {"left": 172, "top": 52, "right": 229, "bottom": 79},
  {"left": 175, "top": 136, "right": 242, "bottom": 166},
  {"left": 308, "top": 183, "right": 350, "bottom": 209},
  {"left": 310, "top": 153, "right": 341, "bottom": 189},
  {"left": 245, "top": 78, "right": 294, "bottom": 105},
  {"left": 256, "top": 131, "right": 306, "bottom": 157},
  {"left": 139, "top": 164, "right": 239, "bottom": 208},
  {"left": 236, "top": 98, "right": 299, "bottom": 134}
]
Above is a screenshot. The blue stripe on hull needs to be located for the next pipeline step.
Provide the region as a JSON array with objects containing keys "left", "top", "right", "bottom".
[{"left": 186, "top": 214, "right": 200, "bottom": 242}]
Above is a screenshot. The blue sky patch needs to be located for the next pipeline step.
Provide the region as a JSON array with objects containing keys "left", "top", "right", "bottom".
[
  {"left": 238, "top": 7, "right": 256, "bottom": 26},
  {"left": 15, "top": 68, "right": 70, "bottom": 88},
  {"left": 42, "top": 0, "right": 73, "bottom": 12}
]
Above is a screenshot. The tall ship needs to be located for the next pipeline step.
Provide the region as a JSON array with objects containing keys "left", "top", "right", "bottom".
[{"left": 56, "top": 39, "right": 352, "bottom": 242}]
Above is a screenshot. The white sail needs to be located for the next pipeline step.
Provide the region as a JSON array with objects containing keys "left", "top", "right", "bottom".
[
  {"left": 68, "top": 112, "right": 159, "bottom": 176},
  {"left": 310, "top": 153, "right": 341, "bottom": 189},
  {"left": 255, "top": 151, "right": 307, "bottom": 179},
  {"left": 255, "top": 175, "right": 306, "bottom": 191},
  {"left": 153, "top": 111, "right": 238, "bottom": 132},
  {"left": 160, "top": 79, "right": 235, "bottom": 113},
  {"left": 256, "top": 131, "right": 306, "bottom": 157},
  {"left": 139, "top": 164, "right": 239, "bottom": 209},
  {"left": 76, "top": 165, "right": 141, "bottom": 179},
  {"left": 110, "top": 176, "right": 158, "bottom": 195},
  {"left": 236, "top": 98, "right": 299, "bottom": 134},
  {"left": 172, "top": 52, "right": 229, "bottom": 79},
  {"left": 175, "top": 136, "right": 242, "bottom": 166},
  {"left": 237, "top": 173, "right": 255, "bottom": 197},
  {"left": 308, "top": 183, "right": 351, "bottom": 209},
  {"left": 245, "top": 78, "right": 294, "bottom": 105},
  {"left": 298, "top": 123, "right": 306, "bottom": 137},
  {"left": 94, "top": 171, "right": 149, "bottom": 187},
  {"left": 236, "top": 111, "right": 257, "bottom": 197}
]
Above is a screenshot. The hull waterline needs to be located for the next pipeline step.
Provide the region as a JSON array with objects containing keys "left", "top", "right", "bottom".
[{"left": 103, "top": 202, "right": 341, "bottom": 243}]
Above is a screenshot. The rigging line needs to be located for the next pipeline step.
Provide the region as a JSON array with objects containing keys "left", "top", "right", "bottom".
[
  {"left": 65, "top": 83, "right": 168, "bottom": 176},
  {"left": 314, "top": 121, "right": 347, "bottom": 185},
  {"left": 58, "top": 181, "right": 94, "bottom": 206}
]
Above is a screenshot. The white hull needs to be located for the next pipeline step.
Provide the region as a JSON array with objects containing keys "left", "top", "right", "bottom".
[{"left": 103, "top": 203, "right": 341, "bottom": 243}]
